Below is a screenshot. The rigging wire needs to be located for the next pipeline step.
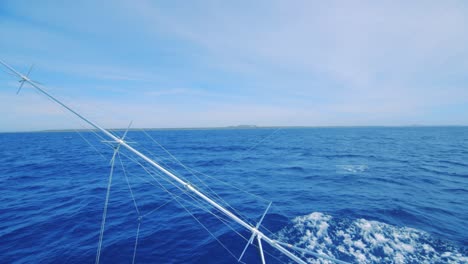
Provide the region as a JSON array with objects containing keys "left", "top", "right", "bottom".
[
  {"left": 137, "top": 129, "right": 284, "bottom": 232},
  {"left": 136, "top": 130, "right": 286, "bottom": 235},
  {"left": 123, "top": 153, "right": 240, "bottom": 261},
  {"left": 120, "top": 153, "right": 246, "bottom": 252},
  {"left": 21, "top": 92, "right": 292, "bottom": 263},
  {"left": 122, "top": 151, "right": 330, "bottom": 263},
  {"left": 74, "top": 127, "right": 108, "bottom": 160},
  {"left": 214, "top": 128, "right": 282, "bottom": 175},
  {"left": 95, "top": 149, "right": 116, "bottom": 264},
  {"left": 117, "top": 152, "right": 142, "bottom": 263},
  {"left": 83, "top": 130, "right": 288, "bottom": 264},
  {"left": 118, "top": 152, "right": 236, "bottom": 230},
  {"left": 1, "top": 61, "right": 333, "bottom": 264},
  {"left": 99, "top": 129, "right": 271, "bottom": 234},
  {"left": 132, "top": 221, "right": 141, "bottom": 264},
  {"left": 174, "top": 194, "right": 240, "bottom": 261},
  {"left": 139, "top": 130, "right": 259, "bottom": 224},
  {"left": 32, "top": 104, "right": 289, "bottom": 263},
  {"left": 123, "top": 134, "right": 244, "bottom": 222},
  {"left": 119, "top": 151, "right": 289, "bottom": 264},
  {"left": 124, "top": 134, "right": 190, "bottom": 182},
  {"left": 118, "top": 152, "right": 141, "bottom": 216},
  {"left": 141, "top": 129, "right": 273, "bottom": 203}
]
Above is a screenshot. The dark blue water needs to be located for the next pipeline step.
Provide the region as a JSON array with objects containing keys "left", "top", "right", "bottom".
[{"left": 0, "top": 127, "right": 467, "bottom": 263}]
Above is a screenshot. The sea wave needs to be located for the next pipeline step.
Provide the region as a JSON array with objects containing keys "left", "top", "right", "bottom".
[
  {"left": 336, "top": 164, "right": 369, "bottom": 174},
  {"left": 277, "top": 212, "right": 467, "bottom": 264}
]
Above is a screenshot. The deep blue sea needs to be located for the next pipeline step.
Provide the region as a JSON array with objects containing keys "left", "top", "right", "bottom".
[{"left": 1, "top": 127, "right": 467, "bottom": 264}]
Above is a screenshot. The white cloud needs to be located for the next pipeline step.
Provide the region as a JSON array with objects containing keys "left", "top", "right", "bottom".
[
  {"left": 129, "top": 1, "right": 468, "bottom": 90},
  {"left": 1, "top": 0, "right": 467, "bottom": 130}
]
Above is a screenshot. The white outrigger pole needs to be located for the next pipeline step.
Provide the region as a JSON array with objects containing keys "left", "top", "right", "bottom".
[{"left": 0, "top": 60, "right": 348, "bottom": 264}]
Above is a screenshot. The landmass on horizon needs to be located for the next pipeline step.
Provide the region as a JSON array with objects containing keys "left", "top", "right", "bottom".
[{"left": 1, "top": 124, "right": 467, "bottom": 134}]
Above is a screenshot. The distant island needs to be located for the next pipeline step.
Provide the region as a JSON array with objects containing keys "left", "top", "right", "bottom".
[
  {"left": 2, "top": 125, "right": 468, "bottom": 134},
  {"left": 227, "top": 125, "right": 258, "bottom": 129}
]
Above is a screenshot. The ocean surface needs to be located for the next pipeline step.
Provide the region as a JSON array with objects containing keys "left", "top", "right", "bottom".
[{"left": 0, "top": 127, "right": 467, "bottom": 264}]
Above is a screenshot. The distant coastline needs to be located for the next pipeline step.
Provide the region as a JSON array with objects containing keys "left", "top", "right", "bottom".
[{"left": 1, "top": 125, "right": 468, "bottom": 134}]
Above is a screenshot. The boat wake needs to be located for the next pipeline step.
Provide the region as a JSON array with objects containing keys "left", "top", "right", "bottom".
[{"left": 277, "top": 212, "right": 467, "bottom": 264}]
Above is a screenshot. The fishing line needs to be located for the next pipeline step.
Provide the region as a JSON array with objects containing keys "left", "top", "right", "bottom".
[
  {"left": 140, "top": 129, "right": 265, "bottom": 223},
  {"left": 130, "top": 132, "right": 291, "bottom": 262},
  {"left": 118, "top": 152, "right": 140, "bottom": 216},
  {"left": 124, "top": 133, "right": 190, "bottom": 183},
  {"left": 123, "top": 151, "right": 248, "bottom": 234},
  {"left": 129, "top": 155, "right": 287, "bottom": 264},
  {"left": 174, "top": 195, "right": 239, "bottom": 261},
  {"left": 214, "top": 128, "right": 282, "bottom": 175},
  {"left": 127, "top": 132, "right": 243, "bottom": 218},
  {"left": 118, "top": 152, "right": 182, "bottom": 218},
  {"left": 116, "top": 152, "right": 143, "bottom": 264},
  {"left": 95, "top": 150, "right": 116, "bottom": 264},
  {"left": 122, "top": 136, "right": 234, "bottom": 219},
  {"left": 74, "top": 126, "right": 108, "bottom": 160},
  {"left": 132, "top": 221, "right": 141, "bottom": 264}
]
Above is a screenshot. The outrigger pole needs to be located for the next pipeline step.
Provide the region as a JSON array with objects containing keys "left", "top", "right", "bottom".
[{"left": 0, "top": 60, "right": 347, "bottom": 264}]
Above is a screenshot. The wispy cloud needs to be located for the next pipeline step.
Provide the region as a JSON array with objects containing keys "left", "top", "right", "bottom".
[{"left": 1, "top": 0, "right": 467, "bottom": 131}]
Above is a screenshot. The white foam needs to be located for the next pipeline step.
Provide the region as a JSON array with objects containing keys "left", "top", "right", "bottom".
[
  {"left": 373, "top": 233, "right": 387, "bottom": 243},
  {"left": 336, "top": 164, "right": 368, "bottom": 174},
  {"left": 277, "top": 212, "right": 468, "bottom": 264}
]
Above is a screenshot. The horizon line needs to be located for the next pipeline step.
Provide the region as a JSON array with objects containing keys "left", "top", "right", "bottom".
[{"left": 1, "top": 124, "right": 468, "bottom": 134}]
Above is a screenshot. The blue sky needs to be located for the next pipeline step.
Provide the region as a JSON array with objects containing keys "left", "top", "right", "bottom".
[{"left": 1, "top": 1, "right": 467, "bottom": 131}]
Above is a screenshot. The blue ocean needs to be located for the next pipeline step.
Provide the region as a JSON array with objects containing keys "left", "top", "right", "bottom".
[{"left": 0, "top": 127, "right": 467, "bottom": 263}]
